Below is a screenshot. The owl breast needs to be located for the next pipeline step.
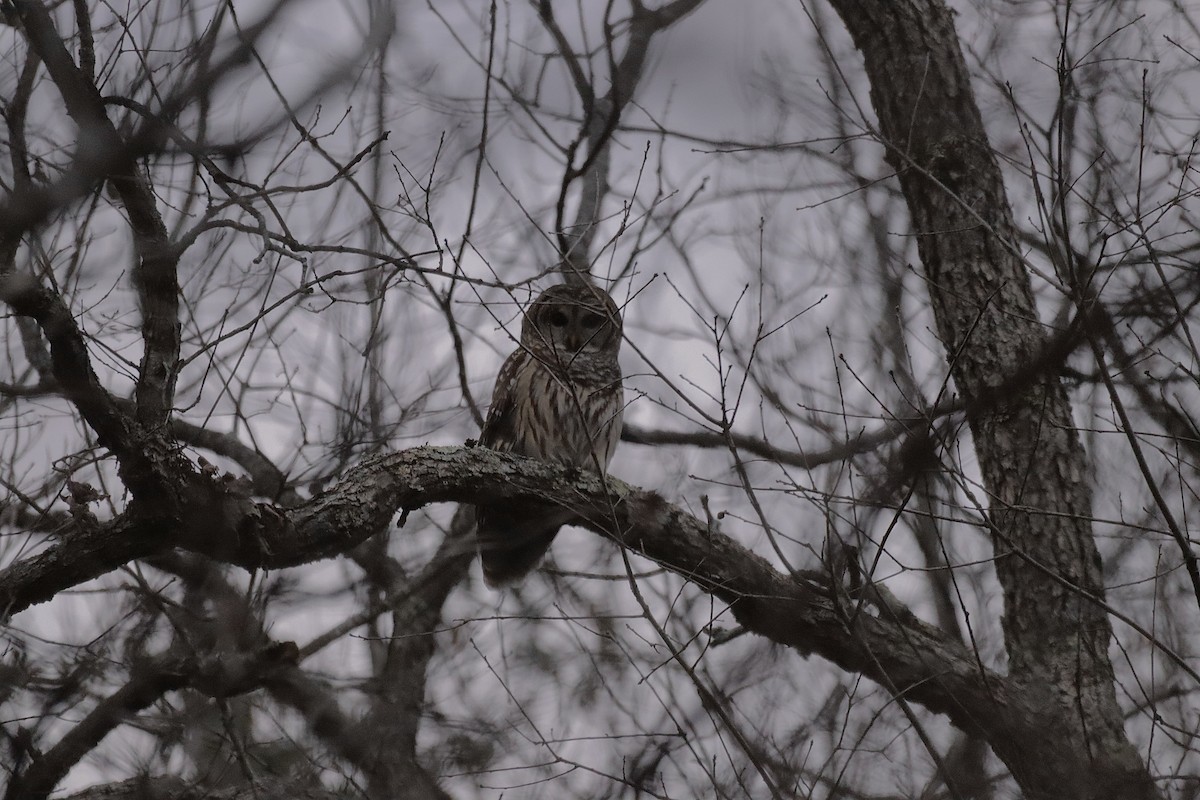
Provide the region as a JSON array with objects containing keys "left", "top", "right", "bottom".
[{"left": 518, "top": 356, "right": 623, "bottom": 468}]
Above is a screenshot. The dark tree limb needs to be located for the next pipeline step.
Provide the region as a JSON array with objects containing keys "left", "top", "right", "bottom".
[
  {"left": 354, "top": 522, "right": 470, "bottom": 800},
  {"left": 0, "top": 274, "right": 190, "bottom": 506},
  {"left": 14, "top": 0, "right": 181, "bottom": 426},
  {"left": 0, "top": 274, "right": 204, "bottom": 612},
  {"left": 61, "top": 775, "right": 348, "bottom": 800},
  {"left": 0, "top": 441, "right": 1142, "bottom": 796},
  {"left": 6, "top": 644, "right": 297, "bottom": 800}
]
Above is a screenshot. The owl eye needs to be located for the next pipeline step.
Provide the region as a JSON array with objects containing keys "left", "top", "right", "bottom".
[
  {"left": 546, "top": 309, "right": 570, "bottom": 327},
  {"left": 580, "top": 312, "right": 605, "bottom": 329}
]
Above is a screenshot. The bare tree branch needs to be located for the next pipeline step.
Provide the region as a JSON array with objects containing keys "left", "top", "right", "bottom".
[{"left": 7, "top": 645, "right": 297, "bottom": 800}]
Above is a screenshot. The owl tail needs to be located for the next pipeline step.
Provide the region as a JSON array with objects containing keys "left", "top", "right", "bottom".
[{"left": 475, "top": 503, "right": 573, "bottom": 588}]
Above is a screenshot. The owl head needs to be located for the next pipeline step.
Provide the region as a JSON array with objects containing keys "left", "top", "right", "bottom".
[{"left": 520, "top": 283, "right": 622, "bottom": 360}]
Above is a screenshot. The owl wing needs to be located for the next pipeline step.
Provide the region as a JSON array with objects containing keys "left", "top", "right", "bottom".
[
  {"left": 476, "top": 349, "right": 572, "bottom": 587},
  {"left": 479, "top": 349, "right": 523, "bottom": 452}
]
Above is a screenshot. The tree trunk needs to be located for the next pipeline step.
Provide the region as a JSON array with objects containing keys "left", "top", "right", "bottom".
[{"left": 824, "top": 1, "right": 1154, "bottom": 797}]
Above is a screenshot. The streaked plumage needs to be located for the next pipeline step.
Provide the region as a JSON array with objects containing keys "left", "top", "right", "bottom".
[{"left": 476, "top": 283, "right": 624, "bottom": 587}]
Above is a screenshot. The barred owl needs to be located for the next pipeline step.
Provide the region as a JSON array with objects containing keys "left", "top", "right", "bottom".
[{"left": 476, "top": 283, "right": 624, "bottom": 587}]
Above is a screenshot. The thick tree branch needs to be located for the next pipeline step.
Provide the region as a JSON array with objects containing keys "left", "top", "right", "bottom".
[
  {"left": 0, "top": 444, "right": 1024, "bottom": 768},
  {"left": 61, "top": 775, "right": 347, "bottom": 800},
  {"left": 0, "top": 274, "right": 190, "bottom": 505},
  {"left": 14, "top": 0, "right": 180, "bottom": 425},
  {"left": 0, "top": 45, "right": 39, "bottom": 264},
  {"left": 163, "top": 414, "right": 292, "bottom": 502}
]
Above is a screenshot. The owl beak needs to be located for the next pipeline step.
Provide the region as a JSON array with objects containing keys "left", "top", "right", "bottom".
[{"left": 562, "top": 322, "right": 583, "bottom": 351}]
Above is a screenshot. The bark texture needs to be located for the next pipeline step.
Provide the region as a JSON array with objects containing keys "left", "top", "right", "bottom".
[{"left": 824, "top": 1, "right": 1153, "bottom": 797}]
